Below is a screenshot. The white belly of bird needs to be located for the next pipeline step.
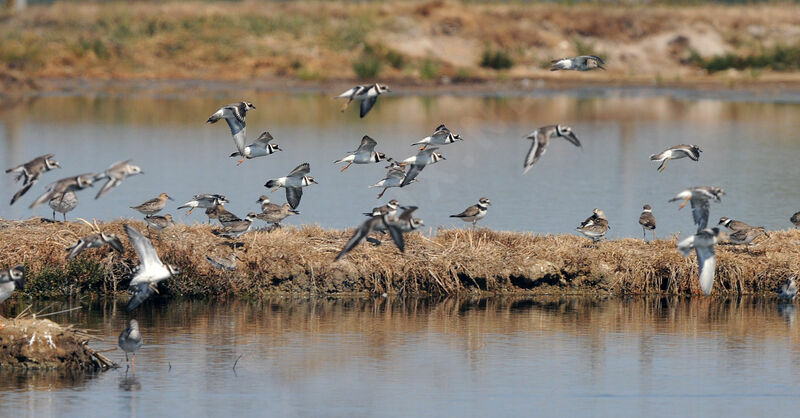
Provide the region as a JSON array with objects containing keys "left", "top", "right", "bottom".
[
  {"left": 0, "top": 281, "right": 15, "bottom": 305},
  {"left": 245, "top": 145, "right": 267, "bottom": 158},
  {"left": 353, "top": 153, "right": 374, "bottom": 164},
  {"left": 459, "top": 210, "right": 486, "bottom": 223},
  {"left": 130, "top": 265, "right": 172, "bottom": 287}
]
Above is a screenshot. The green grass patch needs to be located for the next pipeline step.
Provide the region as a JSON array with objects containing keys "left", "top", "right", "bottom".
[
  {"left": 420, "top": 58, "right": 440, "bottom": 79},
  {"left": 691, "top": 44, "right": 800, "bottom": 73},
  {"left": 480, "top": 48, "right": 513, "bottom": 70}
]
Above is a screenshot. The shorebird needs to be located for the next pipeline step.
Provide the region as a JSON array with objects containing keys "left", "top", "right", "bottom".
[
  {"left": 210, "top": 204, "right": 241, "bottom": 227},
  {"left": 718, "top": 217, "right": 754, "bottom": 232},
  {"left": 400, "top": 147, "right": 446, "bottom": 187},
  {"left": 791, "top": 211, "right": 800, "bottom": 228},
  {"left": 66, "top": 220, "right": 124, "bottom": 259},
  {"left": 650, "top": 145, "right": 702, "bottom": 172},
  {"left": 6, "top": 154, "right": 60, "bottom": 205},
  {"left": 391, "top": 206, "right": 425, "bottom": 232},
  {"left": 334, "top": 135, "right": 387, "bottom": 171},
  {"left": 522, "top": 125, "right": 582, "bottom": 174},
  {"left": 412, "top": 124, "right": 463, "bottom": 150},
  {"left": 213, "top": 213, "right": 256, "bottom": 239},
  {"left": 336, "top": 84, "right": 390, "bottom": 118},
  {"left": 723, "top": 227, "right": 769, "bottom": 246},
  {"left": 123, "top": 224, "right": 179, "bottom": 311},
  {"left": 29, "top": 173, "right": 94, "bottom": 210},
  {"left": 264, "top": 162, "right": 317, "bottom": 209},
  {"left": 576, "top": 208, "right": 609, "bottom": 242},
  {"left": 677, "top": 227, "right": 727, "bottom": 295},
  {"left": 550, "top": 55, "right": 605, "bottom": 71},
  {"left": 48, "top": 191, "right": 78, "bottom": 222},
  {"left": 130, "top": 193, "right": 173, "bottom": 216},
  {"left": 253, "top": 203, "right": 299, "bottom": 228},
  {"left": 94, "top": 160, "right": 143, "bottom": 199},
  {"left": 144, "top": 214, "right": 175, "bottom": 231},
  {"left": 669, "top": 186, "right": 724, "bottom": 232},
  {"left": 177, "top": 194, "right": 228, "bottom": 216},
  {"left": 335, "top": 213, "right": 404, "bottom": 261},
  {"left": 0, "top": 265, "right": 25, "bottom": 328},
  {"left": 371, "top": 162, "right": 413, "bottom": 199},
  {"left": 206, "top": 253, "right": 238, "bottom": 271},
  {"left": 257, "top": 195, "right": 278, "bottom": 213},
  {"left": 638, "top": 204, "right": 656, "bottom": 240},
  {"left": 450, "top": 197, "right": 491, "bottom": 228},
  {"left": 118, "top": 319, "right": 143, "bottom": 372},
  {"left": 364, "top": 199, "right": 400, "bottom": 218},
  {"left": 206, "top": 101, "right": 256, "bottom": 157},
  {"left": 778, "top": 276, "right": 797, "bottom": 301},
  {"left": 230, "top": 131, "right": 281, "bottom": 166}
]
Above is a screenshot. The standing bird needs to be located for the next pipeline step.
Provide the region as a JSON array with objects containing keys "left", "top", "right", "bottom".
[
  {"left": 130, "top": 193, "right": 173, "bottom": 216},
  {"left": 334, "top": 135, "right": 387, "bottom": 171},
  {"left": 371, "top": 162, "right": 412, "bottom": 199},
  {"left": 450, "top": 197, "right": 492, "bottom": 228},
  {"left": 29, "top": 173, "right": 94, "bottom": 210},
  {"left": 0, "top": 265, "right": 25, "bottom": 328},
  {"left": 400, "top": 147, "right": 446, "bottom": 187},
  {"left": 335, "top": 213, "right": 404, "bottom": 261},
  {"left": 336, "top": 84, "right": 390, "bottom": 118},
  {"left": 638, "top": 204, "right": 656, "bottom": 240},
  {"left": 264, "top": 163, "right": 317, "bottom": 209},
  {"left": 213, "top": 213, "right": 256, "bottom": 239},
  {"left": 123, "top": 224, "right": 179, "bottom": 311},
  {"left": 212, "top": 204, "right": 242, "bottom": 227},
  {"left": 550, "top": 55, "right": 605, "bottom": 71},
  {"left": 718, "top": 217, "right": 754, "bottom": 232},
  {"left": 522, "top": 125, "right": 582, "bottom": 174},
  {"left": 254, "top": 203, "right": 299, "bottom": 229},
  {"left": 412, "top": 124, "right": 463, "bottom": 150},
  {"left": 177, "top": 194, "right": 228, "bottom": 216},
  {"left": 724, "top": 227, "right": 769, "bottom": 246},
  {"left": 677, "top": 227, "right": 727, "bottom": 295},
  {"left": 778, "top": 276, "right": 797, "bottom": 301},
  {"left": 66, "top": 232, "right": 124, "bottom": 259},
  {"left": 206, "top": 101, "right": 256, "bottom": 157},
  {"left": 669, "top": 186, "right": 725, "bottom": 232},
  {"left": 118, "top": 319, "right": 143, "bottom": 372},
  {"left": 144, "top": 214, "right": 175, "bottom": 231},
  {"left": 649, "top": 145, "right": 702, "bottom": 172},
  {"left": 6, "top": 154, "right": 60, "bottom": 205},
  {"left": 48, "top": 191, "right": 79, "bottom": 222},
  {"left": 576, "top": 208, "right": 610, "bottom": 242},
  {"left": 230, "top": 131, "right": 281, "bottom": 166},
  {"left": 94, "top": 160, "right": 143, "bottom": 199},
  {"left": 790, "top": 211, "right": 800, "bottom": 228}
]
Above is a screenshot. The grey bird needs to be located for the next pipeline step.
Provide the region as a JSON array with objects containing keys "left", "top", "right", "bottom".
[
  {"left": 334, "top": 135, "right": 387, "bottom": 171},
  {"left": 791, "top": 211, "right": 800, "bottom": 228},
  {"left": 0, "top": 265, "right": 25, "bottom": 328},
  {"left": 214, "top": 205, "right": 242, "bottom": 227},
  {"left": 335, "top": 213, "right": 404, "bottom": 261},
  {"left": 66, "top": 232, "right": 124, "bottom": 259},
  {"left": 778, "top": 276, "right": 797, "bottom": 301},
  {"left": 253, "top": 201, "right": 299, "bottom": 228},
  {"left": 94, "top": 160, "right": 143, "bottom": 199},
  {"left": 639, "top": 204, "right": 656, "bottom": 240},
  {"left": 336, "top": 84, "right": 390, "bottom": 118},
  {"left": 550, "top": 55, "right": 605, "bottom": 71},
  {"left": 264, "top": 163, "right": 317, "bottom": 209},
  {"left": 450, "top": 197, "right": 492, "bottom": 228},
  {"left": 29, "top": 173, "right": 94, "bottom": 210},
  {"left": 6, "top": 154, "right": 60, "bottom": 205},
  {"left": 48, "top": 191, "right": 79, "bottom": 222},
  {"left": 577, "top": 208, "right": 610, "bottom": 242},
  {"left": 390, "top": 206, "right": 425, "bottom": 233},
  {"left": 399, "top": 147, "right": 446, "bottom": 187},
  {"left": 124, "top": 224, "right": 179, "bottom": 311},
  {"left": 650, "top": 145, "right": 702, "bottom": 172},
  {"left": 677, "top": 227, "right": 728, "bottom": 295},
  {"left": 371, "top": 162, "right": 414, "bottom": 199},
  {"left": 206, "top": 253, "right": 239, "bottom": 271},
  {"left": 144, "top": 214, "right": 175, "bottom": 231},
  {"left": 723, "top": 226, "right": 769, "bottom": 246},
  {"left": 523, "top": 125, "right": 581, "bottom": 174},
  {"left": 669, "top": 186, "right": 725, "bottom": 232},
  {"left": 213, "top": 213, "right": 256, "bottom": 239},
  {"left": 206, "top": 101, "right": 256, "bottom": 157},
  {"left": 177, "top": 194, "right": 228, "bottom": 216},
  {"left": 717, "top": 217, "right": 754, "bottom": 232},
  {"left": 118, "top": 319, "right": 143, "bottom": 372},
  {"left": 412, "top": 124, "right": 463, "bottom": 150},
  {"left": 230, "top": 131, "right": 281, "bottom": 166},
  {"left": 364, "top": 199, "right": 400, "bottom": 218},
  {"left": 130, "top": 193, "right": 173, "bottom": 216}
]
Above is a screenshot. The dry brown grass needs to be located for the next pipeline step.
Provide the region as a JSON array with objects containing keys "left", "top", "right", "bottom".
[{"left": 1, "top": 218, "right": 798, "bottom": 298}]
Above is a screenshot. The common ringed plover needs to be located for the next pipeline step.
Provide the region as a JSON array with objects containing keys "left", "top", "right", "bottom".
[{"left": 5, "top": 154, "right": 60, "bottom": 205}]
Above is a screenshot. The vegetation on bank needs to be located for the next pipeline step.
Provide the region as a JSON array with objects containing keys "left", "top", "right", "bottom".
[
  {"left": 690, "top": 44, "right": 800, "bottom": 73},
  {"left": 0, "top": 219, "right": 797, "bottom": 299}
]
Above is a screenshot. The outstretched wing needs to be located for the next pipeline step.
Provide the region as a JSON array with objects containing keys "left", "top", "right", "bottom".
[
  {"left": 690, "top": 198, "right": 710, "bottom": 231},
  {"left": 335, "top": 218, "right": 375, "bottom": 261},
  {"left": 10, "top": 183, "right": 34, "bottom": 206},
  {"left": 523, "top": 131, "right": 543, "bottom": 174},
  {"left": 126, "top": 282, "right": 156, "bottom": 311},
  {"left": 695, "top": 246, "right": 716, "bottom": 295},
  {"left": 108, "top": 235, "right": 124, "bottom": 253},
  {"left": 356, "top": 135, "right": 378, "bottom": 153},
  {"left": 286, "top": 187, "right": 303, "bottom": 209},
  {"left": 287, "top": 162, "right": 311, "bottom": 178},
  {"left": 66, "top": 238, "right": 88, "bottom": 259},
  {"left": 386, "top": 221, "right": 405, "bottom": 253},
  {"left": 255, "top": 131, "right": 274, "bottom": 146},
  {"left": 95, "top": 178, "right": 121, "bottom": 199},
  {"left": 397, "top": 206, "right": 419, "bottom": 222},
  {"left": 360, "top": 96, "right": 378, "bottom": 118},
  {"left": 224, "top": 115, "right": 247, "bottom": 155},
  {"left": 400, "top": 164, "right": 424, "bottom": 187},
  {"left": 123, "top": 224, "right": 162, "bottom": 272}
]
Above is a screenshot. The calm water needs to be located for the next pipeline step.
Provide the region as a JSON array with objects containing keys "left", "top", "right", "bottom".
[
  {"left": 1, "top": 297, "right": 799, "bottom": 416},
  {"left": 2, "top": 89, "right": 800, "bottom": 238}
]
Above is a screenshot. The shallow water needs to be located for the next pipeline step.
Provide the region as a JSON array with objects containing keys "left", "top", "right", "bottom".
[
  {"left": 1, "top": 89, "right": 799, "bottom": 238},
  {"left": 1, "top": 297, "right": 799, "bottom": 416}
]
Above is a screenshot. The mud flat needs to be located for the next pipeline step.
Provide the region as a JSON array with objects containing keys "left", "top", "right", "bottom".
[{"left": 0, "top": 218, "right": 798, "bottom": 298}]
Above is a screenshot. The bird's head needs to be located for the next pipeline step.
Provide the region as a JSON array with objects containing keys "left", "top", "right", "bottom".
[{"left": 479, "top": 197, "right": 492, "bottom": 207}]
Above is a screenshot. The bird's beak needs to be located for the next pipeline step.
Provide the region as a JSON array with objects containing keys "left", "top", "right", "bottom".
[
  {"left": 598, "top": 65, "right": 606, "bottom": 70},
  {"left": 275, "top": 146, "right": 282, "bottom": 151},
  {"left": 167, "top": 196, "right": 174, "bottom": 201}
]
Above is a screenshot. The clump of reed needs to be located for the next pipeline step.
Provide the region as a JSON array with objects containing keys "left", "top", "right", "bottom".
[{"left": 0, "top": 218, "right": 798, "bottom": 298}]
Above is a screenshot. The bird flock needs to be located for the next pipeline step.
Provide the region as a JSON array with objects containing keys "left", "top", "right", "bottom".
[{"left": 2, "top": 55, "right": 799, "bottom": 369}]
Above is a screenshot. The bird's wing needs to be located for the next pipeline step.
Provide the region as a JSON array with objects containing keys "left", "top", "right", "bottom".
[
  {"left": 400, "top": 164, "right": 424, "bottom": 187},
  {"left": 106, "top": 160, "right": 132, "bottom": 178},
  {"left": 286, "top": 187, "right": 303, "bottom": 209},
  {"left": 108, "top": 235, "right": 124, "bottom": 253},
  {"left": 224, "top": 115, "right": 247, "bottom": 155},
  {"left": 386, "top": 221, "right": 405, "bottom": 253},
  {"left": 254, "top": 131, "right": 274, "bottom": 146},
  {"left": 523, "top": 131, "right": 542, "bottom": 174},
  {"left": 585, "top": 55, "right": 606, "bottom": 64},
  {"left": 454, "top": 205, "right": 480, "bottom": 218},
  {"left": 360, "top": 96, "right": 378, "bottom": 118},
  {"left": 66, "top": 239, "right": 87, "bottom": 259},
  {"left": 676, "top": 234, "right": 695, "bottom": 257},
  {"left": 123, "top": 224, "right": 162, "bottom": 272},
  {"left": 335, "top": 218, "right": 375, "bottom": 261},
  {"left": 10, "top": 183, "right": 34, "bottom": 206},
  {"left": 95, "top": 178, "right": 121, "bottom": 199},
  {"left": 356, "top": 135, "right": 378, "bottom": 153},
  {"left": 397, "top": 206, "right": 419, "bottom": 222},
  {"left": 690, "top": 198, "right": 710, "bottom": 230},
  {"left": 336, "top": 86, "right": 360, "bottom": 98},
  {"left": 126, "top": 282, "right": 156, "bottom": 311},
  {"left": 287, "top": 162, "right": 311, "bottom": 178},
  {"left": 695, "top": 245, "right": 716, "bottom": 295}
]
